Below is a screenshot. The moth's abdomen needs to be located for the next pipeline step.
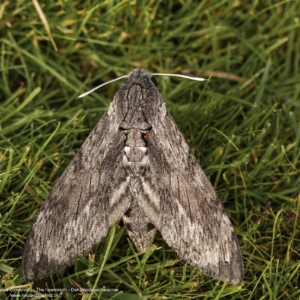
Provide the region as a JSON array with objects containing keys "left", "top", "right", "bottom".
[
  {"left": 122, "top": 128, "right": 150, "bottom": 177},
  {"left": 122, "top": 200, "right": 156, "bottom": 252},
  {"left": 121, "top": 128, "right": 156, "bottom": 252},
  {"left": 124, "top": 146, "right": 147, "bottom": 162}
]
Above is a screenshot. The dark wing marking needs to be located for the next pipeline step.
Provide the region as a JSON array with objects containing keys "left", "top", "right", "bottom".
[
  {"left": 138, "top": 111, "right": 243, "bottom": 284},
  {"left": 22, "top": 112, "right": 131, "bottom": 281}
]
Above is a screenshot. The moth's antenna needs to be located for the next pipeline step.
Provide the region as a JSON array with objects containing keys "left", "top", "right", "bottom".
[
  {"left": 78, "top": 72, "right": 205, "bottom": 99},
  {"left": 77, "top": 75, "right": 128, "bottom": 98},
  {"left": 152, "top": 73, "right": 206, "bottom": 81}
]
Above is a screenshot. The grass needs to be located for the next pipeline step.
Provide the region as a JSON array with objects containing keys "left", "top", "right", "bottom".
[{"left": 0, "top": 0, "right": 300, "bottom": 299}]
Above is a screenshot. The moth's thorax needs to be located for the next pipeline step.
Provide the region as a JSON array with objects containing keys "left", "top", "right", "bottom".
[{"left": 124, "top": 129, "right": 149, "bottom": 147}]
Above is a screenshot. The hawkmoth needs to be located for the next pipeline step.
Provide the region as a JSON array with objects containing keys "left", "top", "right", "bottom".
[{"left": 22, "top": 68, "right": 244, "bottom": 284}]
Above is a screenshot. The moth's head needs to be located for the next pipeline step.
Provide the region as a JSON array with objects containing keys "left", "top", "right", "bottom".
[
  {"left": 124, "top": 68, "right": 157, "bottom": 89},
  {"left": 127, "top": 68, "right": 152, "bottom": 79}
]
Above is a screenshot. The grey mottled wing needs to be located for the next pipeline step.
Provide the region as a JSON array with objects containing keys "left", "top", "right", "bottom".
[
  {"left": 22, "top": 111, "right": 131, "bottom": 281},
  {"left": 139, "top": 112, "right": 243, "bottom": 284}
]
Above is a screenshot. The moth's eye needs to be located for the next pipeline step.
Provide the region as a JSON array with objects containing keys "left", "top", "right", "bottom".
[
  {"left": 118, "top": 125, "right": 127, "bottom": 130},
  {"left": 143, "top": 132, "right": 149, "bottom": 141},
  {"left": 150, "top": 76, "right": 157, "bottom": 85}
]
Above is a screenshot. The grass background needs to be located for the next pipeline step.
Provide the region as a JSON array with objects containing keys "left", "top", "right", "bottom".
[{"left": 0, "top": 0, "right": 300, "bottom": 299}]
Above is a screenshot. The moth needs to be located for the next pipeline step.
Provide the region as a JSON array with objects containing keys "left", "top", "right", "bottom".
[{"left": 22, "top": 68, "right": 243, "bottom": 284}]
